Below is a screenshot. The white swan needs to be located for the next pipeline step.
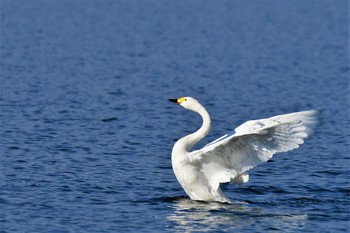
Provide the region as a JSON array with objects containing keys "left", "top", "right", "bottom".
[{"left": 169, "top": 97, "right": 320, "bottom": 203}]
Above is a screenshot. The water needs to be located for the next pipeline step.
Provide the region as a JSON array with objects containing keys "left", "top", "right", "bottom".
[{"left": 1, "top": 0, "right": 349, "bottom": 232}]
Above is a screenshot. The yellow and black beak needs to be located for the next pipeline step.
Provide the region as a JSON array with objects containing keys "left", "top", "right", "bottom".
[{"left": 169, "top": 97, "right": 185, "bottom": 104}]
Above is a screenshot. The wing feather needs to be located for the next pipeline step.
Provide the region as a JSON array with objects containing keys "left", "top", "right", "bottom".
[{"left": 189, "top": 110, "right": 320, "bottom": 190}]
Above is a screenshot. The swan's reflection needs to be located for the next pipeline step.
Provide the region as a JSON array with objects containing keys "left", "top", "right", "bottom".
[{"left": 167, "top": 198, "right": 307, "bottom": 232}]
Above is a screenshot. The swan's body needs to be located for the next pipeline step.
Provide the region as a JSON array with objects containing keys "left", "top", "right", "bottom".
[{"left": 169, "top": 97, "right": 320, "bottom": 203}]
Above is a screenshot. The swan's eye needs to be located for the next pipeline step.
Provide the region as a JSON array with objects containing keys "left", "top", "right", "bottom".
[{"left": 185, "top": 99, "right": 187, "bottom": 101}]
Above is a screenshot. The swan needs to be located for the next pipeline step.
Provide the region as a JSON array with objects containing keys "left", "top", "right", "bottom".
[{"left": 169, "top": 97, "right": 320, "bottom": 203}]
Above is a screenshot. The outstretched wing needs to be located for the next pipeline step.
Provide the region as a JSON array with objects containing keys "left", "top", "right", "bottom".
[{"left": 188, "top": 110, "right": 320, "bottom": 190}]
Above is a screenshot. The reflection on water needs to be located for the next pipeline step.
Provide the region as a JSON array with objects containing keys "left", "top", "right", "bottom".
[{"left": 167, "top": 198, "right": 307, "bottom": 232}]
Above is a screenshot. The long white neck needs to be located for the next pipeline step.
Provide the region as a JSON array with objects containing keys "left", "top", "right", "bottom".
[{"left": 172, "top": 105, "right": 211, "bottom": 156}]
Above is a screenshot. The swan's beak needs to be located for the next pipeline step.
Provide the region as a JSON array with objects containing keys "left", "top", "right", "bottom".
[
  {"left": 169, "top": 97, "right": 185, "bottom": 104},
  {"left": 169, "top": 99, "right": 179, "bottom": 104}
]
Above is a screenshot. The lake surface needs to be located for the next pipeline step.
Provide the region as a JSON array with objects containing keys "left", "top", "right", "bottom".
[{"left": 1, "top": 0, "right": 349, "bottom": 232}]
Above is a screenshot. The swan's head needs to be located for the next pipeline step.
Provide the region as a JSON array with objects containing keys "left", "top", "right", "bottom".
[{"left": 169, "top": 97, "right": 202, "bottom": 112}]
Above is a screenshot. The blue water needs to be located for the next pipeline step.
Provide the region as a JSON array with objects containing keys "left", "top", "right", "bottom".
[{"left": 1, "top": 0, "right": 349, "bottom": 232}]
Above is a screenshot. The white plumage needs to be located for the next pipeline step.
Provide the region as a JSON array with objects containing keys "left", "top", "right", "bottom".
[{"left": 169, "top": 97, "right": 320, "bottom": 203}]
